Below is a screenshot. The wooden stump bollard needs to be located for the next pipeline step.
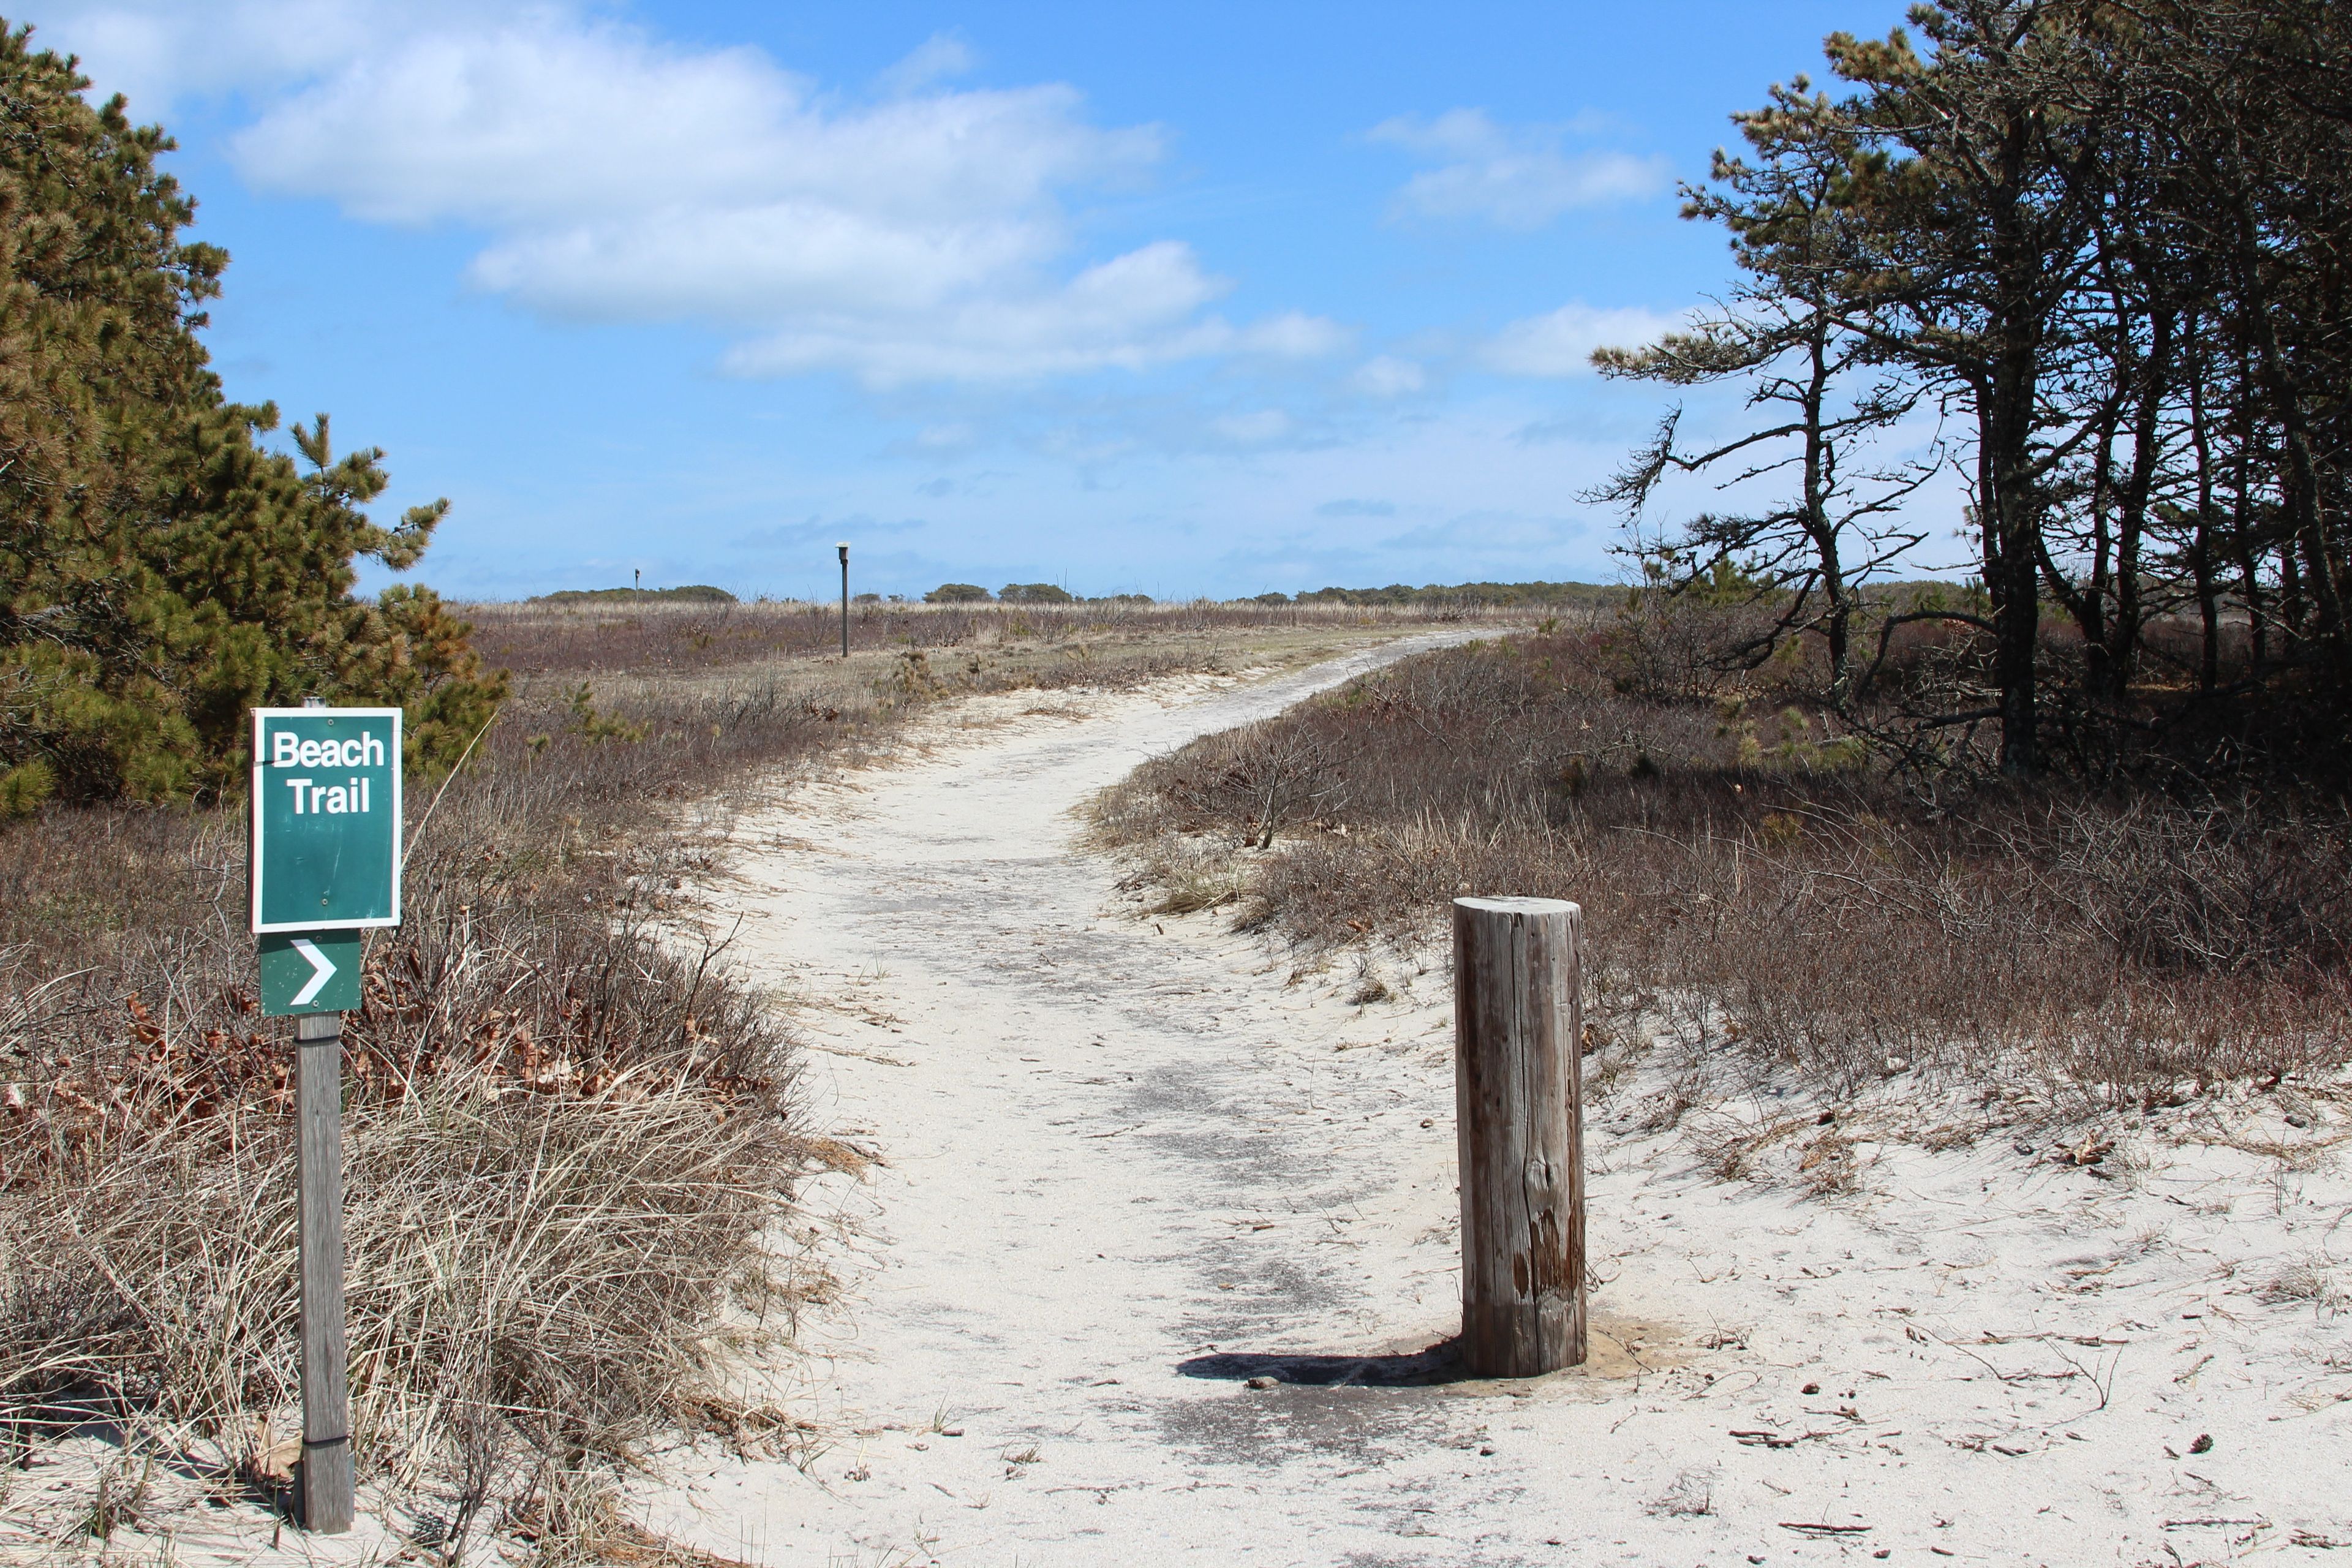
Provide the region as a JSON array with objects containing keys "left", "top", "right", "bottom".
[{"left": 1452, "top": 895, "right": 1585, "bottom": 1378}]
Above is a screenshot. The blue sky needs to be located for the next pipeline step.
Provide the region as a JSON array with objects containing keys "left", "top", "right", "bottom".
[{"left": 32, "top": 0, "right": 1953, "bottom": 602}]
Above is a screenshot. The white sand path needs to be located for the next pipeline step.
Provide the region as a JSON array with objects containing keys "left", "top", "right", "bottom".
[{"left": 652, "top": 644, "right": 2352, "bottom": 1568}]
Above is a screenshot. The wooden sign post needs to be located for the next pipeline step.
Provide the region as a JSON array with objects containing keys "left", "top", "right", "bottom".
[
  {"left": 251, "top": 702, "right": 402, "bottom": 1533},
  {"left": 1452, "top": 895, "right": 1585, "bottom": 1378},
  {"left": 293, "top": 1010, "right": 353, "bottom": 1531}
]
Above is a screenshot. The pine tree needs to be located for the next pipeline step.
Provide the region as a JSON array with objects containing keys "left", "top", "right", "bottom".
[
  {"left": 1589, "top": 75, "right": 1937, "bottom": 702},
  {"left": 0, "top": 23, "right": 502, "bottom": 810}
]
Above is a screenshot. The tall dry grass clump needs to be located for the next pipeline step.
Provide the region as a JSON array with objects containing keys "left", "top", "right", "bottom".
[
  {"left": 0, "top": 903, "right": 801, "bottom": 1463},
  {"left": 0, "top": 779, "right": 814, "bottom": 1551},
  {"left": 1093, "top": 623, "right": 2352, "bottom": 1118}
]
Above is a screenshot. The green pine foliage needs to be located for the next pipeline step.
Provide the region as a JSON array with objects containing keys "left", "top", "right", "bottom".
[{"left": 0, "top": 24, "right": 503, "bottom": 811}]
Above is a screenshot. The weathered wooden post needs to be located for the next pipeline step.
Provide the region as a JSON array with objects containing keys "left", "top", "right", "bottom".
[
  {"left": 294, "top": 1009, "right": 354, "bottom": 1532},
  {"left": 837, "top": 541, "right": 850, "bottom": 660},
  {"left": 1453, "top": 895, "right": 1584, "bottom": 1377}
]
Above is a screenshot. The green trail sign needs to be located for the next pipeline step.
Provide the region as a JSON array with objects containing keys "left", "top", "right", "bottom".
[{"left": 249, "top": 706, "right": 402, "bottom": 963}]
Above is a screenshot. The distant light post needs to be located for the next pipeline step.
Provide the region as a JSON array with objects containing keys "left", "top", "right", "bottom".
[{"left": 837, "top": 542, "right": 850, "bottom": 660}]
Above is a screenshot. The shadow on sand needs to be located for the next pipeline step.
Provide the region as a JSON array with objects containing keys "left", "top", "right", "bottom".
[{"left": 1175, "top": 1339, "right": 1467, "bottom": 1387}]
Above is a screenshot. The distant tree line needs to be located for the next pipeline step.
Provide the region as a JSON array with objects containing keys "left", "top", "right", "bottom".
[
  {"left": 0, "top": 26, "right": 501, "bottom": 811},
  {"left": 911, "top": 581, "right": 1627, "bottom": 609},
  {"left": 1591, "top": 0, "right": 2352, "bottom": 780},
  {"left": 922, "top": 583, "right": 1150, "bottom": 605},
  {"left": 530, "top": 585, "right": 737, "bottom": 606}
]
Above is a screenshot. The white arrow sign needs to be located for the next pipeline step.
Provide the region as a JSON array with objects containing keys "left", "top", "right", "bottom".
[{"left": 288, "top": 937, "right": 338, "bottom": 1008}]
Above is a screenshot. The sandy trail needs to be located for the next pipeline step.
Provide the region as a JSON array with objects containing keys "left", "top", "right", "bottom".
[{"left": 655, "top": 645, "right": 2352, "bottom": 1568}]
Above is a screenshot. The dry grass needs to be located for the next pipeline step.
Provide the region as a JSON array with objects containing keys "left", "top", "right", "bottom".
[
  {"left": 1, "top": 922, "right": 804, "bottom": 1444},
  {"left": 1091, "top": 621, "right": 2352, "bottom": 1125},
  {"left": 2262, "top": 1259, "right": 2348, "bottom": 1319},
  {"left": 0, "top": 603, "right": 1431, "bottom": 1555},
  {"left": 465, "top": 595, "right": 1480, "bottom": 680}
]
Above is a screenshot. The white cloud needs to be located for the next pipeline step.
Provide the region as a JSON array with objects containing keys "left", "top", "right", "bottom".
[
  {"left": 31, "top": 0, "right": 513, "bottom": 108},
  {"left": 40, "top": 1, "right": 1341, "bottom": 386},
  {"left": 878, "top": 33, "right": 977, "bottom": 96},
  {"left": 718, "top": 242, "right": 1342, "bottom": 385},
  {"left": 1237, "top": 312, "right": 1352, "bottom": 360},
  {"left": 1370, "top": 108, "right": 1669, "bottom": 230},
  {"left": 1210, "top": 409, "right": 1293, "bottom": 445},
  {"left": 1352, "top": 355, "right": 1425, "bottom": 397},
  {"left": 1483, "top": 301, "right": 1679, "bottom": 377}
]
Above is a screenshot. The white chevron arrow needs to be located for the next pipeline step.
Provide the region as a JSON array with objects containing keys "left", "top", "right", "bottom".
[{"left": 288, "top": 938, "right": 337, "bottom": 1008}]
